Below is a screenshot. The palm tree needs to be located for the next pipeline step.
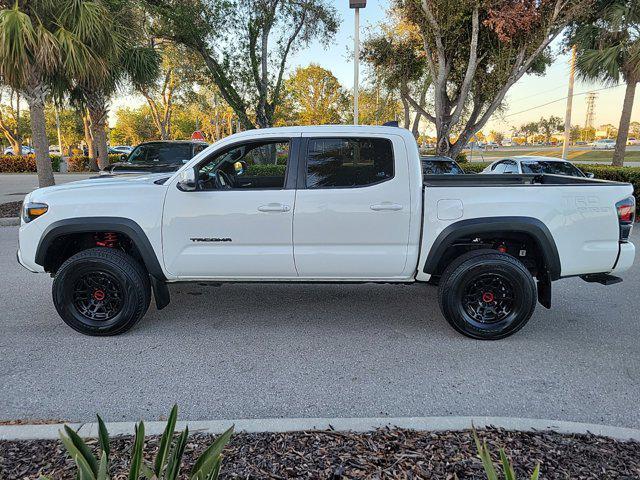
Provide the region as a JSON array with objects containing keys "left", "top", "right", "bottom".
[
  {"left": 71, "top": 1, "right": 159, "bottom": 170},
  {"left": 569, "top": 0, "right": 640, "bottom": 166},
  {"left": 0, "top": 0, "right": 112, "bottom": 186}
]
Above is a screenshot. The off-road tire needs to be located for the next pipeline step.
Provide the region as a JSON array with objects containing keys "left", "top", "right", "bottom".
[
  {"left": 438, "top": 249, "right": 537, "bottom": 340},
  {"left": 52, "top": 248, "right": 151, "bottom": 336}
]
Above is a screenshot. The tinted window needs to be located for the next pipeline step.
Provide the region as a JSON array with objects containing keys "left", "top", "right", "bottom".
[
  {"left": 491, "top": 162, "right": 507, "bottom": 174},
  {"left": 306, "top": 138, "right": 394, "bottom": 188},
  {"left": 422, "top": 160, "right": 464, "bottom": 175},
  {"left": 197, "top": 141, "right": 289, "bottom": 190},
  {"left": 128, "top": 143, "right": 192, "bottom": 164},
  {"left": 503, "top": 161, "right": 518, "bottom": 174},
  {"left": 521, "top": 161, "right": 584, "bottom": 177}
]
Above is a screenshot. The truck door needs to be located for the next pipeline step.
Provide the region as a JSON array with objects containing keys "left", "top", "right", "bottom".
[
  {"left": 293, "top": 134, "right": 412, "bottom": 279},
  {"left": 162, "top": 136, "right": 300, "bottom": 278}
]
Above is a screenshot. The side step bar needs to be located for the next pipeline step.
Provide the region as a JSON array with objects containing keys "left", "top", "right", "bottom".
[{"left": 580, "top": 273, "right": 623, "bottom": 285}]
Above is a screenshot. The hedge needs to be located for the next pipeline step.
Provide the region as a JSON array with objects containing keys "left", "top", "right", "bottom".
[{"left": 0, "top": 155, "right": 61, "bottom": 173}]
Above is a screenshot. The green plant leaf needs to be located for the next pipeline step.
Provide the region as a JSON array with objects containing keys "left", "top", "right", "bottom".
[
  {"left": 530, "top": 462, "right": 541, "bottom": 480},
  {"left": 59, "top": 431, "right": 95, "bottom": 480},
  {"left": 97, "top": 415, "right": 110, "bottom": 459},
  {"left": 472, "top": 427, "right": 498, "bottom": 480},
  {"left": 129, "top": 421, "right": 146, "bottom": 480},
  {"left": 154, "top": 404, "right": 178, "bottom": 476},
  {"left": 165, "top": 426, "right": 189, "bottom": 480},
  {"left": 140, "top": 463, "right": 157, "bottom": 479},
  {"left": 499, "top": 448, "right": 516, "bottom": 480},
  {"left": 62, "top": 426, "right": 100, "bottom": 476},
  {"left": 205, "top": 457, "right": 222, "bottom": 480},
  {"left": 190, "top": 425, "right": 234, "bottom": 479},
  {"left": 97, "top": 452, "right": 108, "bottom": 480}
]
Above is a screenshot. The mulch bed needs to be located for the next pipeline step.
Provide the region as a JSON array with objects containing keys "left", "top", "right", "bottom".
[
  {"left": 0, "top": 201, "right": 21, "bottom": 218},
  {"left": 1, "top": 427, "right": 639, "bottom": 479}
]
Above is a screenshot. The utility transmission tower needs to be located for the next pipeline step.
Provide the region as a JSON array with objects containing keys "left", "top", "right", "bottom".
[{"left": 584, "top": 92, "right": 597, "bottom": 129}]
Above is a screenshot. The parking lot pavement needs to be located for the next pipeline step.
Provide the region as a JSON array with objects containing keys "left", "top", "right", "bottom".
[
  {"left": 0, "top": 174, "right": 91, "bottom": 203},
  {"left": 1, "top": 226, "right": 638, "bottom": 427}
]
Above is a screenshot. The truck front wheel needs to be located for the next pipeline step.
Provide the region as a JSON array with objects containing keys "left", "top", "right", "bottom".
[
  {"left": 52, "top": 248, "right": 151, "bottom": 336},
  {"left": 438, "top": 250, "right": 537, "bottom": 340}
]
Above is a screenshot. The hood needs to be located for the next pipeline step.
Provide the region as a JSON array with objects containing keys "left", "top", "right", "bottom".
[{"left": 30, "top": 172, "right": 171, "bottom": 199}]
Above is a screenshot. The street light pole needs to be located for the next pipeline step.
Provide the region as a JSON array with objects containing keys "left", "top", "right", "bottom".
[
  {"left": 562, "top": 45, "right": 577, "bottom": 159},
  {"left": 350, "top": 1, "right": 366, "bottom": 126}
]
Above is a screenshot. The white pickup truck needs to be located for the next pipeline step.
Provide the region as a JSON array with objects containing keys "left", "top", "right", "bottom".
[{"left": 17, "top": 126, "right": 636, "bottom": 339}]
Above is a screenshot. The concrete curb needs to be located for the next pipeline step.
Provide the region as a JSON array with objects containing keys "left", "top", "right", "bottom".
[
  {"left": 2, "top": 416, "right": 640, "bottom": 442},
  {"left": 0, "top": 217, "right": 19, "bottom": 226}
]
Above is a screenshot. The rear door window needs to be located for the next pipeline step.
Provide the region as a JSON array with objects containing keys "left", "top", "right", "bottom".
[{"left": 305, "top": 138, "right": 394, "bottom": 188}]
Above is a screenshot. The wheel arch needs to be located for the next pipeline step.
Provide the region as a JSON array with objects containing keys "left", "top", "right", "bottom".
[
  {"left": 35, "top": 217, "right": 170, "bottom": 309},
  {"left": 422, "top": 216, "right": 561, "bottom": 281}
]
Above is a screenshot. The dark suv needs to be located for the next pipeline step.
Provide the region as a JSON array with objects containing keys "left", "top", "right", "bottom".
[{"left": 104, "top": 140, "right": 209, "bottom": 175}]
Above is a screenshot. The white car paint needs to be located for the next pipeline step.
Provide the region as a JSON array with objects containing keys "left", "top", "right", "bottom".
[
  {"left": 593, "top": 139, "right": 616, "bottom": 150},
  {"left": 18, "top": 126, "right": 635, "bottom": 285},
  {"left": 480, "top": 156, "right": 587, "bottom": 176}
]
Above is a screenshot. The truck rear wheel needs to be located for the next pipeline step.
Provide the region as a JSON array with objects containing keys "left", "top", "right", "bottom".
[
  {"left": 438, "top": 250, "right": 537, "bottom": 340},
  {"left": 52, "top": 248, "right": 151, "bottom": 336}
]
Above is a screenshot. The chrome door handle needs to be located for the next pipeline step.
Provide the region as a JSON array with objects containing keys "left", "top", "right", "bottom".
[
  {"left": 370, "top": 203, "right": 403, "bottom": 211},
  {"left": 258, "top": 203, "right": 290, "bottom": 212}
]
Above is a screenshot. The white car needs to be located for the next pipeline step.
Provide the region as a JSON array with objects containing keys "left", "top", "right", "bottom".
[
  {"left": 627, "top": 138, "right": 639, "bottom": 146},
  {"left": 49, "top": 145, "right": 62, "bottom": 156},
  {"left": 481, "top": 156, "right": 592, "bottom": 178},
  {"left": 17, "top": 125, "right": 635, "bottom": 340},
  {"left": 593, "top": 139, "right": 616, "bottom": 150},
  {"left": 3, "top": 145, "right": 34, "bottom": 155}
]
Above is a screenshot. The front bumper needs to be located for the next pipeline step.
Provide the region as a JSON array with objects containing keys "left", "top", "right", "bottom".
[{"left": 16, "top": 248, "right": 39, "bottom": 273}]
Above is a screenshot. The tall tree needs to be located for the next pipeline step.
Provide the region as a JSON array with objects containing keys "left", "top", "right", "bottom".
[
  {"left": 568, "top": 0, "right": 640, "bottom": 165},
  {"left": 0, "top": 88, "right": 28, "bottom": 153},
  {"left": 282, "top": 64, "right": 347, "bottom": 125},
  {"left": 0, "top": 1, "right": 112, "bottom": 186},
  {"left": 144, "top": 0, "right": 339, "bottom": 129},
  {"left": 387, "top": 0, "right": 589, "bottom": 159},
  {"left": 362, "top": 9, "right": 430, "bottom": 137},
  {"left": 134, "top": 43, "right": 199, "bottom": 139},
  {"left": 538, "top": 115, "right": 564, "bottom": 143}
]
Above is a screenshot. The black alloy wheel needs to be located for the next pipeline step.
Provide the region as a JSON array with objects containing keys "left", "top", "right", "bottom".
[{"left": 438, "top": 250, "right": 537, "bottom": 340}]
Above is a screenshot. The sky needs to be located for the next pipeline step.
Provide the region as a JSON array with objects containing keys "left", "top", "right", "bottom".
[{"left": 112, "top": 0, "right": 638, "bottom": 136}]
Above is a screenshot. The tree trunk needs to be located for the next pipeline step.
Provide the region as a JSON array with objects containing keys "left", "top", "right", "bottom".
[
  {"left": 83, "top": 113, "right": 98, "bottom": 171},
  {"left": 86, "top": 91, "right": 109, "bottom": 170},
  {"left": 612, "top": 78, "right": 637, "bottom": 167},
  {"left": 22, "top": 78, "right": 54, "bottom": 187}
]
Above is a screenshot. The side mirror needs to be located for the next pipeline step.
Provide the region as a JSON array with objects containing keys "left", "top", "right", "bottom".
[
  {"left": 586, "top": 172, "right": 595, "bottom": 179},
  {"left": 177, "top": 168, "right": 197, "bottom": 191},
  {"left": 120, "top": 154, "right": 127, "bottom": 161}
]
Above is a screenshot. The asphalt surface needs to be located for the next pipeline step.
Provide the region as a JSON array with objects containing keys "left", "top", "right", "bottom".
[{"left": 1, "top": 227, "right": 639, "bottom": 428}]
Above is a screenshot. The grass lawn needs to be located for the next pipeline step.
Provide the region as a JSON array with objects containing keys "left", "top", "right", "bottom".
[{"left": 466, "top": 148, "right": 640, "bottom": 162}]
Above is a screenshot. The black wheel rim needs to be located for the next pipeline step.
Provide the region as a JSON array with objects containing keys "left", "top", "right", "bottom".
[
  {"left": 461, "top": 273, "right": 515, "bottom": 324},
  {"left": 72, "top": 271, "right": 124, "bottom": 321}
]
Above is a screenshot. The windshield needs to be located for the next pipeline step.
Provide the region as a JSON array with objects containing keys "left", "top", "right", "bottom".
[
  {"left": 127, "top": 143, "right": 193, "bottom": 164},
  {"left": 520, "top": 161, "right": 584, "bottom": 177},
  {"left": 422, "top": 159, "right": 464, "bottom": 174}
]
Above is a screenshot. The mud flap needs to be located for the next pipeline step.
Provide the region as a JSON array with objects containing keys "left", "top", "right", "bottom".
[
  {"left": 150, "top": 275, "right": 170, "bottom": 310},
  {"left": 537, "top": 272, "right": 551, "bottom": 309}
]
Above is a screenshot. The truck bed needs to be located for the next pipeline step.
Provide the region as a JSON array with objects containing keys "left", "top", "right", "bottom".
[{"left": 423, "top": 173, "right": 627, "bottom": 187}]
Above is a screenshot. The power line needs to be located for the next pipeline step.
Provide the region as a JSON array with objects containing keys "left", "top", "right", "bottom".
[
  {"left": 509, "top": 85, "right": 567, "bottom": 104},
  {"left": 503, "top": 84, "right": 623, "bottom": 118}
]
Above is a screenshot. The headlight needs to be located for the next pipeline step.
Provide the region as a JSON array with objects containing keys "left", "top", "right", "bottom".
[{"left": 22, "top": 202, "right": 48, "bottom": 223}]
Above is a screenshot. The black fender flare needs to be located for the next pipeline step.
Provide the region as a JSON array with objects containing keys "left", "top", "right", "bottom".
[
  {"left": 35, "top": 217, "right": 170, "bottom": 309},
  {"left": 422, "top": 216, "right": 561, "bottom": 281}
]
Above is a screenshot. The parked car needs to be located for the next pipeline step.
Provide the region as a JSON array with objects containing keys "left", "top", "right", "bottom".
[
  {"left": 103, "top": 140, "right": 209, "bottom": 175},
  {"left": 627, "top": 138, "right": 639, "bottom": 146},
  {"left": 481, "top": 156, "right": 593, "bottom": 178},
  {"left": 3, "top": 145, "right": 34, "bottom": 155},
  {"left": 49, "top": 145, "right": 62, "bottom": 156},
  {"left": 108, "top": 145, "right": 133, "bottom": 155},
  {"left": 593, "top": 139, "right": 616, "bottom": 150},
  {"left": 421, "top": 155, "right": 465, "bottom": 175},
  {"left": 18, "top": 126, "right": 635, "bottom": 340}
]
